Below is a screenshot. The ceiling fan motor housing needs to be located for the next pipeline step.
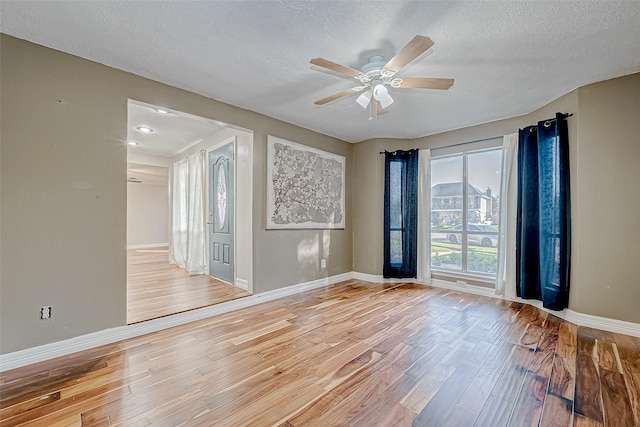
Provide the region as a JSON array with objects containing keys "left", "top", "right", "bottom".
[{"left": 360, "top": 55, "right": 387, "bottom": 78}]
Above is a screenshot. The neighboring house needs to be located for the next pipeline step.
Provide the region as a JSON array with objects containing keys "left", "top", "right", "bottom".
[{"left": 431, "top": 182, "right": 492, "bottom": 226}]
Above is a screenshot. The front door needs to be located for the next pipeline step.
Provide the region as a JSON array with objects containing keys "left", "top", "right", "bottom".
[{"left": 208, "top": 143, "right": 234, "bottom": 283}]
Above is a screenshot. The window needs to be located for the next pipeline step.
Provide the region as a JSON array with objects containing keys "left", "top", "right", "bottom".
[
  {"left": 389, "top": 161, "right": 403, "bottom": 265},
  {"left": 430, "top": 148, "right": 503, "bottom": 279},
  {"left": 384, "top": 149, "right": 418, "bottom": 279}
]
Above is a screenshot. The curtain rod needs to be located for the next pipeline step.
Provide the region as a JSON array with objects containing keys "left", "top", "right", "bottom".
[
  {"left": 537, "top": 112, "right": 573, "bottom": 129},
  {"left": 379, "top": 112, "right": 572, "bottom": 154},
  {"left": 379, "top": 136, "right": 499, "bottom": 155}
]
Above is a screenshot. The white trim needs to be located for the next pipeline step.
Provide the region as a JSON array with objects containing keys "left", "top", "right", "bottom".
[
  {"left": 127, "top": 243, "right": 169, "bottom": 249},
  {"left": 352, "top": 272, "right": 386, "bottom": 283},
  {"left": 351, "top": 272, "right": 640, "bottom": 338},
  {"left": 500, "top": 298, "right": 639, "bottom": 338},
  {"left": 352, "top": 273, "right": 495, "bottom": 296},
  {"left": 427, "top": 278, "right": 496, "bottom": 297},
  {"left": 327, "top": 272, "right": 354, "bottom": 284},
  {"left": 127, "top": 151, "right": 173, "bottom": 168},
  {"left": 351, "top": 272, "right": 411, "bottom": 284},
  {"left": 0, "top": 272, "right": 354, "bottom": 372},
  {"left": 565, "top": 310, "right": 640, "bottom": 338},
  {"left": 234, "top": 278, "right": 249, "bottom": 291},
  {"left": 3, "top": 271, "right": 639, "bottom": 372}
]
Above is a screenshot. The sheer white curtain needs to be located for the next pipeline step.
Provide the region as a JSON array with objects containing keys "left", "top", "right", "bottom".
[
  {"left": 496, "top": 133, "right": 518, "bottom": 298},
  {"left": 169, "top": 151, "right": 206, "bottom": 275},
  {"left": 170, "top": 160, "right": 188, "bottom": 268},
  {"left": 417, "top": 149, "right": 432, "bottom": 283}
]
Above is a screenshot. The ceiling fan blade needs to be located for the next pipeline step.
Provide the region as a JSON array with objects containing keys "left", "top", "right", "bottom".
[
  {"left": 310, "top": 58, "right": 363, "bottom": 79},
  {"left": 314, "top": 88, "right": 359, "bottom": 105},
  {"left": 396, "top": 77, "right": 454, "bottom": 90},
  {"left": 383, "top": 36, "right": 434, "bottom": 76}
]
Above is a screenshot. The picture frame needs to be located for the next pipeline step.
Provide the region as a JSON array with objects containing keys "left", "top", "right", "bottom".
[{"left": 266, "top": 135, "right": 345, "bottom": 229}]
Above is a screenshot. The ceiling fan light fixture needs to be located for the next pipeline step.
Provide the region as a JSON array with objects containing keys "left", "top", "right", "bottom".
[
  {"left": 378, "top": 94, "right": 393, "bottom": 109},
  {"left": 373, "top": 84, "right": 394, "bottom": 109},
  {"left": 356, "top": 90, "right": 372, "bottom": 109}
]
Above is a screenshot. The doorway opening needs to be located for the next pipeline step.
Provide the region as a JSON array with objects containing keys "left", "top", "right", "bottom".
[{"left": 126, "top": 100, "right": 253, "bottom": 324}]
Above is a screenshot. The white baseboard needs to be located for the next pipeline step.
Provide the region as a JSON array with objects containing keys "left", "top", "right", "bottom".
[
  {"left": 254, "top": 272, "right": 354, "bottom": 301},
  {"left": 0, "top": 271, "right": 354, "bottom": 372},
  {"left": 127, "top": 243, "right": 169, "bottom": 249},
  {"left": 351, "top": 272, "right": 408, "bottom": 284},
  {"left": 352, "top": 272, "right": 384, "bottom": 283},
  {"left": 351, "top": 271, "right": 640, "bottom": 338},
  {"left": 352, "top": 272, "right": 497, "bottom": 296},
  {"left": 234, "top": 278, "right": 249, "bottom": 291},
  {"left": 565, "top": 310, "right": 640, "bottom": 338},
  {"left": 326, "top": 272, "right": 355, "bottom": 284},
  {"left": 2, "top": 270, "right": 639, "bottom": 372},
  {"left": 427, "top": 278, "right": 497, "bottom": 297}
]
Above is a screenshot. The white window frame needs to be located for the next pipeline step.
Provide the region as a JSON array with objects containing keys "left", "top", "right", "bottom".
[{"left": 430, "top": 144, "right": 503, "bottom": 283}]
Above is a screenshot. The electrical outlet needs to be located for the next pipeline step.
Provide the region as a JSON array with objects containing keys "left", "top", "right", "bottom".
[
  {"left": 40, "top": 306, "right": 51, "bottom": 320},
  {"left": 456, "top": 280, "right": 467, "bottom": 287},
  {"left": 321, "top": 259, "right": 327, "bottom": 268}
]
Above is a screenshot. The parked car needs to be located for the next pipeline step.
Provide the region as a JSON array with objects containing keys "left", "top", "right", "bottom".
[{"left": 447, "top": 224, "right": 498, "bottom": 247}]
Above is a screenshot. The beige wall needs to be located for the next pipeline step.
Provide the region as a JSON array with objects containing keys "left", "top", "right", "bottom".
[
  {"left": 2, "top": 32, "right": 636, "bottom": 355},
  {"left": 571, "top": 73, "right": 640, "bottom": 322},
  {"left": 127, "top": 181, "right": 169, "bottom": 247},
  {"left": 0, "top": 35, "right": 352, "bottom": 353},
  {"left": 353, "top": 73, "right": 640, "bottom": 324}
]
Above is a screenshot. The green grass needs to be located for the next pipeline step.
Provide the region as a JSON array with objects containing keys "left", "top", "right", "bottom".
[{"left": 432, "top": 250, "right": 498, "bottom": 274}]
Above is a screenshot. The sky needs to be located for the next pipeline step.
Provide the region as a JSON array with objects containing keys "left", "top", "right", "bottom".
[{"left": 431, "top": 149, "right": 502, "bottom": 197}]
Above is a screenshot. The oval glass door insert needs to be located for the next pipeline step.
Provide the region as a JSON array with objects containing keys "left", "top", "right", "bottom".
[{"left": 217, "top": 164, "right": 227, "bottom": 228}]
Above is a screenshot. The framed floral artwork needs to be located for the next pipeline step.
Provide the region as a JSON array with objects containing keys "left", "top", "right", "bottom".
[{"left": 266, "top": 136, "right": 345, "bottom": 229}]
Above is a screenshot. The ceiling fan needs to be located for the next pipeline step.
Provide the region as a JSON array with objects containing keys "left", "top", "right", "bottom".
[{"left": 310, "top": 35, "right": 454, "bottom": 119}]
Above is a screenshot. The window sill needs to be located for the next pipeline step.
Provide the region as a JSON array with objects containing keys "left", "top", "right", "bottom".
[{"left": 431, "top": 271, "right": 495, "bottom": 289}]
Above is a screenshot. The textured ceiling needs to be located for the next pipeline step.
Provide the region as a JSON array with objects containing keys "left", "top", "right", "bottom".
[{"left": 2, "top": 1, "right": 639, "bottom": 143}]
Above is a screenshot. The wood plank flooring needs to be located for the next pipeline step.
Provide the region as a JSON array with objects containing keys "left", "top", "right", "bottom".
[
  {"left": 2, "top": 280, "right": 639, "bottom": 426},
  {"left": 127, "top": 248, "right": 251, "bottom": 324}
]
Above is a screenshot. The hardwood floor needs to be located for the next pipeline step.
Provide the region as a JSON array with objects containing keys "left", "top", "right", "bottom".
[
  {"left": 127, "top": 248, "right": 251, "bottom": 324},
  {"left": 1, "top": 280, "right": 639, "bottom": 426}
]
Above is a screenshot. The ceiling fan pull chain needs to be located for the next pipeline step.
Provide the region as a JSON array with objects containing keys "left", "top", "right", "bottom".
[{"left": 369, "top": 97, "right": 375, "bottom": 121}]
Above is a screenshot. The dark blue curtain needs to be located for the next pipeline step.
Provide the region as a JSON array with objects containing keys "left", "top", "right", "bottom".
[
  {"left": 383, "top": 149, "right": 418, "bottom": 278},
  {"left": 516, "top": 113, "right": 571, "bottom": 310}
]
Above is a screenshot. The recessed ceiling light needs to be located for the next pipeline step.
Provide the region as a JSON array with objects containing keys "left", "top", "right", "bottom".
[
  {"left": 128, "top": 140, "right": 140, "bottom": 146},
  {"left": 155, "top": 108, "right": 169, "bottom": 114},
  {"left": 136, "top": 126, "right": 154, "bottom": 133}
]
